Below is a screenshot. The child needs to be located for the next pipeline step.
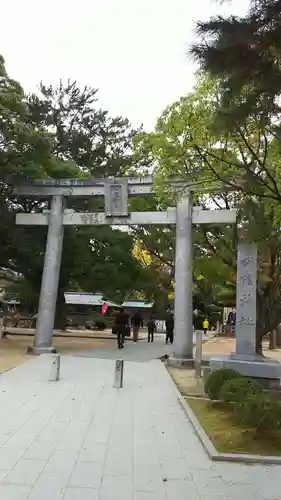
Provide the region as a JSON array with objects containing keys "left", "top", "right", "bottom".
[
  {"left": 202, "top": 317, "right": 209, "bottom": 335},
  {"left": 147, "top": 316, "right": 156, "bottom": 343}
]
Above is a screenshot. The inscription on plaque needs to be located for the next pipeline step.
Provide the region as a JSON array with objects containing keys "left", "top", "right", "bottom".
[
  {"left": 104, "top": 179, "right": 128, "bottom": 217},
  {"left": 81, "top": 213, "right": 101, "bottom": 225},
  {"left": 235, "top": 244, "right": 257, "bottom": 356},
  {"left": 111, "top": 185, "right": 122, "bottom": 212}
]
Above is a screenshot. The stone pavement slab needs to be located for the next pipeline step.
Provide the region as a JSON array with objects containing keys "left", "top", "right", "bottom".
[
  {"left": 73, "top": 331, "right": 214, "bottom": 362},
  {"left": 75, "top": 335, "right": 174, "bottom": 361},
  {"left": 0, "top": 355, "right": 279, "bottom": 499},
  {"left": 5, "top": 327, "right": 148, "bottom": 342}
]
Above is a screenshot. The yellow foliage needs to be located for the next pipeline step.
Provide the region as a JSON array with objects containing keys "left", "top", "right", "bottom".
[
  {"left": 134, "top": 291, "right": 147, "bottom": 300},
  {"left": 168, "top": 279, "right": 175, "bottom": 299},
  {"left": 132, "top": 241, "right": 152, "bottom": 266}
]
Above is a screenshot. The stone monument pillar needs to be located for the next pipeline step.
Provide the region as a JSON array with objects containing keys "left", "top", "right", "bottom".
[
  {"left": 171, "top": 192, "right": 194, "bottom": 363},
  {"left": 210, "top": 243, "right": 281, "bottom": 386},
  {"left": 32, "top": 195, "right": 64, "bottom": 353},
  {"left": 235, "top": 243, "right": 257, "bottom": 358}
]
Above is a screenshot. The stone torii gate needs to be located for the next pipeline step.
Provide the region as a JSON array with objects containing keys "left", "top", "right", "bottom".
[{"left": 15, "top": 177, "right": 236, "bottom": 361}]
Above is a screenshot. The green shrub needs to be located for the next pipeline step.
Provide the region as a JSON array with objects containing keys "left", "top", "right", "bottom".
[
  {"left": 204, "top": 368, "right": 241, "bottom": 400},
  {"left": 220, "top": 377, "right": 262, "bottom": 404},
  {"left": 234, "top": 393, "right": 281, "bottom": 432},
  {"left": 94, "top": 320, "right": 106, "bottom": 330}
]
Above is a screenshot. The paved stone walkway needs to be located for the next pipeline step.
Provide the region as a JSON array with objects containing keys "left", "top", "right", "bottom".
[
  {"left": 0, "top": 355, "right": 280, "bottom": 499},
  {"left": 74, "top": 332, "right": 214, "bottom": 362},
  {"left": 75, "top": 335, "right": 174, "bottom": 362}
]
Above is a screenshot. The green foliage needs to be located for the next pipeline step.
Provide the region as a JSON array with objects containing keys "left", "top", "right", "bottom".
[
  {"left": 220, "top": 377, "right": 262, "bottom": 404},
  {"left": 94, "top": 320, "right": 106, "bottom": 330},
  {"left": 191, "top": 1, "right": 281, "bottom": 125},
  {"left": 28, "top": 80, "right": 136, "bottom": 176},
  {"left": 0, "top": 55, "right": 53, "bottom": 181},
  {"left": 135, "top": 73, "right": 281, "bottom": 202},
  {"left": 0, "top": 56, "right": 149, "bottom": 320},
  {"left": 234, "top": 393, "right": 281, "bottom": 433},
  {"left": 214, "top": 372, "right": 281, "bottom": 435},
  {"left": 134, "top": 71, "right": 281, "bottom": 349},
  {"left": 204, "top": 369, "right": 241, "bottom": 401}
]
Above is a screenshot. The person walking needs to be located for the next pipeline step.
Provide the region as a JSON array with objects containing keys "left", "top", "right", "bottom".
[
  {"left": 165, "top": 313, "right": 174, "bottom": 344},
  {"left": 202, "top": 317, "right": 209, "bottom": 336},
  {"left": 114, "top": 307, "right": 129, "bottom": 349},
  {"left": 227, "top": 308, "right": 236, "bottom": 336},
  {"left": 147, "top": 316, "right": 156, "bottom": 343},
  {"left": 131, "top": 312, "right": 143, "bottom": 342}
]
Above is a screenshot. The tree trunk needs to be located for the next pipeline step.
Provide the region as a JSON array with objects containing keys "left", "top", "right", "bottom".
[
  {"left": 256, "top": 330, "right": 264, "bottom": 356},
  {"left": 276, "top": 323, "right": 281, "bottom": 347},
  {"left": 256, "top": 297, "right": 264, "bottom": 355},
  {"left": 269, "top": 329, "right": 277, "bottom": 350},
  {"left": 54, "top": 290, "right": 66, "bottom": 330}
]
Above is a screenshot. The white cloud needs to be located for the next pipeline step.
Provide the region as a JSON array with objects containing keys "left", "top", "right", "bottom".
[{"left": 1, "top": 0, "right": 249, "bottom": 129}]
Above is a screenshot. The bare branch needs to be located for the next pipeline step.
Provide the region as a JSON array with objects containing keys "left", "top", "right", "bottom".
[
  {"left": 237, "top": 128, "right": 281, "bottom": 198},
  {"left": 191, "top": 136, "right": 281, "bottom": 201}
]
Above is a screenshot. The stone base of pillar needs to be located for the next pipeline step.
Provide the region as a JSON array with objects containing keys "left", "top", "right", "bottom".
[
  {"left": 210, "top": 354, "right": 281, "bottom": 389},
  {"left": 27, "top": 345, "right": 57, "bottom": 355},
  {"left": 168, "top": 356, "right": 194, "bottom": 368}
]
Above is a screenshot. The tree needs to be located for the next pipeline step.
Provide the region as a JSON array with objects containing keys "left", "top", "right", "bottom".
[
  {"left": 132, "top": 231, "right": 175, "bottom": 313},
  {"left": 129, "top": 187, "right": 235, "bottom": 320},
  {"left": 146, "top": 74, "right": 281, "bottom": 204},
  {"left": 128, "top": 194, "right": 175, "bottom": 312},
  {"left": 0, "top": 55, "right": 54, "bottom": 183},
  {"left": 0, "top": 54, "right": 55, "bottom": 283},
  {"left": 191, "top": 0, "right": 281, "bottom": 125},
  {"left": 25, "top": 80, "right": 145, "bottom": 324},
  {"left": 28, "top": 80, "right": 135, "bottom": 176},
  {"left": 0, "top": 65, "right": 146, "bottom": 326},
  {"left": 76, "top": 227, "right": 147, "bottom": 304},
  {"left": 133, "top": 74, "right": 281, "bottom": 352}
]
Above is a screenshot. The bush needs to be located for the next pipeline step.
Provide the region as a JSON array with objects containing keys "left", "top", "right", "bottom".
[
  {"left": 85, "top": 321, "right": 93, "bottom": 330},
  {"left": 95, "top": 320, "right": 106, "bottom": 330},
  {"left": 220, "top": 377, "right": 262, "bottom": 404},
  {"left": 234, "top": 393, "right": 281, "bottom": 432},
  {"left": 204, "top": 368, "right": 241, "bottom": 400}
]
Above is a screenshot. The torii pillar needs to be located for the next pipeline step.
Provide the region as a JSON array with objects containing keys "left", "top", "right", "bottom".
[
  {"left": 172, "top": 192, "right": 193, "bottom": 362},
  {"left": 33, "top": 195, "right": 64, "bottom": 353}
]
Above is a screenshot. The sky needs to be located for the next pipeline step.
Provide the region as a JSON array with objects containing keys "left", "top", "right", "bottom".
[{"left": 1, "top": 0, "right": 248, "bottom": 130}]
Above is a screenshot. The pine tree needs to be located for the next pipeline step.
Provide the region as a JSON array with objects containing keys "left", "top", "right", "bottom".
[{"left": 191, "top": 0, "right": 281, "bottom": 124}]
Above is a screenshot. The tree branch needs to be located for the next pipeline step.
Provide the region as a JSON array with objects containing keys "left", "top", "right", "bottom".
[
  {"left": 237, "top": 128, "right": 281, "bottom": 199},
  {"left": 192, "top": 137, "right": 281, "bottom": 201}
]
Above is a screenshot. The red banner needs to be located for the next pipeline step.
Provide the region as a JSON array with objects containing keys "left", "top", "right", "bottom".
[{"left": 101, "top": 303, "right": 108, "bottom": 316}]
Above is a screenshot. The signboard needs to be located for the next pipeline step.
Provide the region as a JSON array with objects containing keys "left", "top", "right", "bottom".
[{"left": 104, "top": 179, "right": 128, "bottom": 217}]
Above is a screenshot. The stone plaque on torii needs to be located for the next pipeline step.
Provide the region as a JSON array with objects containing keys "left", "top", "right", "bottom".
[{"left": 14, "top": 176, "right": 237, "bottom": 361}]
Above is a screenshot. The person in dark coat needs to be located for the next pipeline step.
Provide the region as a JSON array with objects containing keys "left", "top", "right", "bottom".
[
  {"left": 165, "top": 313, "right": 174, "bottom": 344},
  {"left": 227, "top": 308, "right": 236, "bottom": 336},
  {"left": 227, "top": 309, "right": 236, "bottom": 327},
  {"left": 147, "top": 316, "right": 156, "bottom": 343},
  {"left": 114, "top": 308, "right": 129, "bottom": 349},
  {"left": 131, "top": 312, "right": 143, "bottom": 342}
]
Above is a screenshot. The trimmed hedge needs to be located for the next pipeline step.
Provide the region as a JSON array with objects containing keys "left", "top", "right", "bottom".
[
  {"left": 220, "top": 377, "right": 262, "bottom": 404},
  {"left": 234, "top": 393, "right": 281, "bottom": 432},
  {"left": 205, "top": 369, "right": 281, "bottom": 434},
  {"left": 204, "top": 368, "right": 241, "bottom": 400},
  {"left": 95, "top": 320, "right": 106, "bottom": 330}
]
